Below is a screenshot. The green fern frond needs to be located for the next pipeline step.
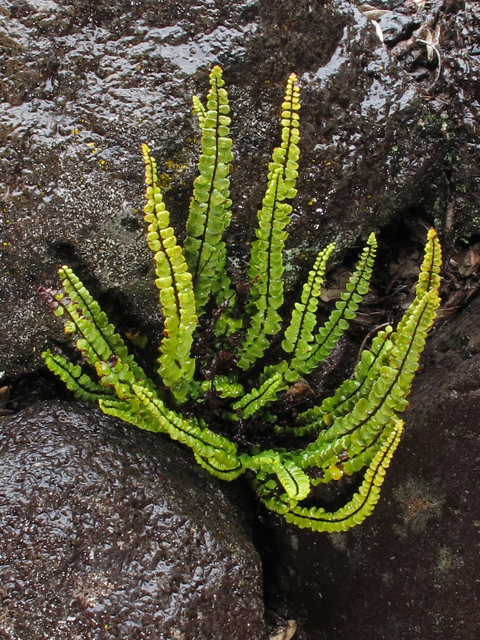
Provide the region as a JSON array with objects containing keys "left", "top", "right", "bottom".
[
  {"left": 132, "top": 383, "right": 240, "bottom": 468},
  {"left": 183, "top": 65, "right": 233, "bottom": 314},
  {"left": 99, "top": 397, "right": 159, "bottom": 433},
  {"left": 200, "top": 375, "right": 244, "bottom": 399},
  {"left": 267, "top": 72, "right": 301, "bottom": 198},
  {"left": 291, "top": 233, "right": 377, "bottom": 376},
  {"left": 192, "top": 94, "right": 207, "bottom": 127},
  {"left": 394, "top": 228, "right": 442, "bottom": 341},
  {"left": 236, "top": 170, "right": 291, "bottom": 369},
  {"left": 321, "top": 326, "right": 393, "bottom": 422},
  {"left": 284, "top": 419, "right": 404, "bottom": 532},
  {"left": 41, "top": 267, "right": 148, "bottom": 391},
  {"left": 232, "top": 372, "right": 287, "bottom": 419},
  {"left": 296, "top": 288, "right": 439, "bottom": 475},
  {"left": 241, "top": 450, "right": 310, "bottom": 501},
  {"left": 282, "top": 243, "right": 336, "bottom": 358},
  {"left": 236, "top": 73, "right": 300, "bottom": 370},
  {"left": 142, "top": 143, "right": 198, "bottom": 403},
  {"left": 41, "top": 350, "right": 114, "bottom": 403},
  {"left": 292, "top": 324, "right": 394, "bottom": 435},
  {"left": 338, "top": 417, "right": 397, "bottom": 479},
  {"left": 193, "top": 452, "right": 244, "bottom": 481},
  {"left": 415, "top": 227, "right": 442, "bottom": 297}
]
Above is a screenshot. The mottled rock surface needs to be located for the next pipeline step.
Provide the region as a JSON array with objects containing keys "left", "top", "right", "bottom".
[
  {"left": 2, "top": 0, "right": 479, "bottom": 378},
  {"left": 2, "top": 0, "right": 480, "bottom": 638},
  {"left": 0, "top": 401, "right": 266, "bottom": 639},
  {"left": 258, "top": 294, "right": 480, "bottom": 640}
]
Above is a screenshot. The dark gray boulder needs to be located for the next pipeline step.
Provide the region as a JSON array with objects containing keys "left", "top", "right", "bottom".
[{"left": 0, "top": 401, "right": 266, "bottom": 639}]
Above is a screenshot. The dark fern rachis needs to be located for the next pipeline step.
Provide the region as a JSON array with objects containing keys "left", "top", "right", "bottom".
[{"left": 40, "top": 66, "right": 442, "bottom": 532}]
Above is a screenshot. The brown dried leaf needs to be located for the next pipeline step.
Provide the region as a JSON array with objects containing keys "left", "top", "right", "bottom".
[{"left": 0, "top": 386, "right": 10, "bottom": 410}]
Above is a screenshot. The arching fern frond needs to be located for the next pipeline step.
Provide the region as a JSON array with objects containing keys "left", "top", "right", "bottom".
[
  {"left": 132, "top": 383, "right": 241, "bottom": 469},
  {"left": 41, "top": 350, "right": 114, "bottom": 403},
  {"left": 40, "top": 267, "right": 149, "bottom": 389},
  {"left": 284, "top": 420, "right": 404, "bottom": 532},
  {"left": 99, "top": 397, "right": 160, "bottom": 433}
]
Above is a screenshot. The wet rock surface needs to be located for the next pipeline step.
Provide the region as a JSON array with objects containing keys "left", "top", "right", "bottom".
[
  {"left": 1, "top": 0, "right": 479, "bottom": 379},
  {"left": 258, "top": 294, "right": 480, "bottom": 640},
  {"left": 1, "top": 0, "right": 480, "bottom": 638},
  {"left": 0, "top": 401, "right": 266, "bottom": 639}
]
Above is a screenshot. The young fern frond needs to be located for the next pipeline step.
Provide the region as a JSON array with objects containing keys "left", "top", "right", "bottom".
[
  {"left": 236, "top": 73, "right": 300, "bottom": 370},
  {"left": 40, "top": 65, "right": 442, "bottom": 534},
  {"left": 201, "top": 375, "right": 244, "bottom": 399},
  {"left": 232, "top": 372, "right": 287, "bottom": 419},
  {"left": 183, "top": 65, "right": 233, "bottom": 314},
  {"left": 290, "top": 233, "right": 377, "bottom": 377},
  {"left": 282, "top": 243, "right": 336, "bottom": 380},
  {"left": 142, "top": 144, "right": 198, "bottom": 402},
  {"left": 192, "top": 94, "right": 207, "bottom": 127}
]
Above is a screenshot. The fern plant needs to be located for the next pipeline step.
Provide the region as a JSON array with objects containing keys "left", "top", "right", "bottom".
[{"left": 39, "top": 66, "right": 442, "bottom": 533}]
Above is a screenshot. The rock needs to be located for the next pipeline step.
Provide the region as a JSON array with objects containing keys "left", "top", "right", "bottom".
[
  {"left": 2, "top": 0, "right": 480, "bottom": 635},
  {"left": 0, "top": 401, "right": 266, "bottom": 639},
  {"left": 2, "top": 0, "right": 478, "bottom": 379},
  {"left": 257, "top": 295, "right": 480, "bottom": 640},
  {"left": 378, "top": 13, "right": 422, "bottom": 46}
]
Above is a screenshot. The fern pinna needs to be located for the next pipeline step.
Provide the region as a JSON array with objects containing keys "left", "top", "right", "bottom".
[{"left": 39, "top": 66, "right": 442, "bottom": 533}]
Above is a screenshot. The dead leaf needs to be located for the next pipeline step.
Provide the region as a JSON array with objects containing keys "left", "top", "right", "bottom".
[
  {"left": 269, "top": 619, "right": 297, "bottom": 640},
  {"left": 0, "top": 386, "right": 9, "bottom": 409},
  {"left": 0, "top": 386, "right": 12, "bottom": 417},
  {"left": 358, "top": 4, "right": 391, "bottom": 20}
]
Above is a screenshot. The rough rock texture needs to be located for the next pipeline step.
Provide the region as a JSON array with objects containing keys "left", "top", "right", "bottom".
[
  {"left": 0, "top": 401, "right": 266, "bottom": 639},
  {"left": 1, "top": 0, "right": 479, "bottom": 378},
  {"left": 258, "top": 295, "right": 480, "bottom": 640},
  {"left": 1, "top": 0, "right": 480, "bottom": 638}
]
